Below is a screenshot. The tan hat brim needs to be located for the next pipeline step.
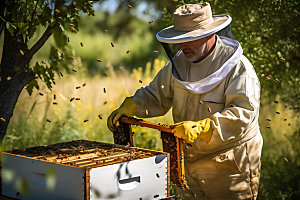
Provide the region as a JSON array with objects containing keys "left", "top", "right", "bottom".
[{"left": 156, "top": 15, "right": 231, "bottom": 43}]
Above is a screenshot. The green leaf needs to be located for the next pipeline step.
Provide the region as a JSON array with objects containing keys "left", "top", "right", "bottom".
[{"left": 26, "top": 79, "right": 39, "bottom": 96}]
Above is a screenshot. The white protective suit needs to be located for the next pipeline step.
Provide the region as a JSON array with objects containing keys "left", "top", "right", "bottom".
[{"left": 131, "top": 35, "right": 263, "bottom": 199}]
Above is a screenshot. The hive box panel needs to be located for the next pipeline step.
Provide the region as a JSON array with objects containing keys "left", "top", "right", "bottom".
[{"left": 1, "top": 140, "right": 169, "bottom": 200}]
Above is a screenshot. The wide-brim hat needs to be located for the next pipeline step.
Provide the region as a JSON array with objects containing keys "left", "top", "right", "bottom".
[{"left": 156, "top": 3, "right": 231, "bottom": 44}]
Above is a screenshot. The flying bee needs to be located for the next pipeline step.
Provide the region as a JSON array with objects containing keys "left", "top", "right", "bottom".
[
  {"left": 84, "top": 120, "right": 89, "bottom": 123},
  {"left": 97, "top": 59, "right": 102, "bottom": 62},
  {"left": 41, "top": 60, "right": 46, "bottom": 64},
  {"left": 153, "top": 50, "right": 158, "bottom": 54},
  {"left": 69, "top": 56, "right": 74, "bottom": 59},
  {"left": 128, "top": 5, "right": 132, "bottom": 8},
  {"left": 53, "top": 102, "right": 58, "bottom": 105},
  {"left": 39, "top": 93, "right": 44, "bottom": 96},
  {"left": 148, "top": 20, "right": 154, "bottom": 24},
  {"left": 266, "top": 119, "right": 271, "bottom": 121},
  {"left": 266, "top": 77, "right": 271, "bottom": 80},
  {"left": 103, "top": 88, "right": 106, "bottom": 93},
  {"left": 161, "top": 85, "right": 164, "bottom": 89},
  {"left": 74, "top": 8, "right": 79, "bottom": 11},
  {"left": 75, "top": 98, "right": 80, "bottom": 100},
  {"left": 6, "top": 76, "right": 12, "bottom": 81},
  {"left": 284, "top": 157, "right": 288, "bottom": 162},
  {"left": 103, "top": 101, "right": 107, "bottom": 105},
  {"left": 59, "top": 72, "right": 64, "bottom": 77},
  {"left": 54, "top": 9, "right": 60, "bottom": 14},
  {"left": 276, "top": 111, "right": 280, "bottom": 114},
  {"left": 104, "top": 29, "right": 108, "bottom": 33},
  {"left": 126, "top": 50, "right": 131, "bottom": 54},
  {"left": 275, "top": 78, "right": 280, "bottom": 83},
  {"left": 67, "top": 37, "right": 70, "bottom": 42},
  {"left": 80, "top": 42, "right": 83, "bottom": 47},
  {"left": 82, "top": 83, "right": 86, "bottom": 87},
  {"left": 72, "top": 69, "right": 77, "bottom": 72},
  {"left": 266, "top": 126, "right": 271, "bottom": 129},
  {"left": 199, "top": 100, "right": 204, "bottom": 104},
  {"left": 98, "top": 115, "right": 102, "bottom": 120},
  {"left": 208, "top": 107, "right": 212, "bottom": 112},
  {"left": 260, "top": 65, "right": 264, "bottom": 68},
  {"left": 0, "top": 117, "right": 6, "bottom": 122},
  {"left": 70, "top": 97, "right": 75, "bottom": 102},
  {"left": 280, "top": 57, "right": 285, "bottom": 62},
  {"left": 54, "top": 94, "right": 56, "bottom": 100},
  {"left": 19, "top": 50, "right": 24, "bottom": 55},
  {"left": 111, "top": 42, "right": 115, "bottom": 47},
  {"left": 46, "top": 119, "right": 51, "bottom": 123},
  {"left": 76, "top": 86, "right": 81, "bottom": 89},
  {"left": 71, "top": 27, "right": 76, "bottom": 32},
  {"left": 274, "top": 100, "right": 279, "bottom": 103},
  {"left": 145, "top": 109, "right": 149, "bottom": 115},
  {"left": 139, "top": 80, "right": 143, "bottom": 83},
  {"left": 192, "top": 125, "right": 196, "bottom": 128}
]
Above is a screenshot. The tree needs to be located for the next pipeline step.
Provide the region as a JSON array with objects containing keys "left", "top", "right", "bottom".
[{"left": 0, "top": 0, "right": 96, "bottom": 142}]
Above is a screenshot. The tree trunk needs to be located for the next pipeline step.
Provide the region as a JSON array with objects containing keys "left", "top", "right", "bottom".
[{"left": 0, "top": 29, "right": 34, "bottom": 143}]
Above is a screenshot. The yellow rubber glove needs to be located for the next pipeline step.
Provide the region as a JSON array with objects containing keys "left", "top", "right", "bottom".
[
  {"left": 170, "top": 118, "right": 213, "bottom": 143},
  {"left": 107, "top": 97, "right": 137, "bottom": 132}
]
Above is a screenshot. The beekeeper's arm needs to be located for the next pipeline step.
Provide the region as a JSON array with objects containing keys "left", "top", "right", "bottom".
[
  {"left": 107, "top": 62, "right": 173, "bottom": 131},
  {"left": 173, "top": 60, "right": 260, "bottom": 144}
]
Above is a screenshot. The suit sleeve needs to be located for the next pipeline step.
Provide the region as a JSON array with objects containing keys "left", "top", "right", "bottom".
[{"left": 131, "top": 61, "right": 174, "bottom": 118}]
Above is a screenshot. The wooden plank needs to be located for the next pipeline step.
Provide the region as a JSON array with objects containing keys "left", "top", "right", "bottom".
[{"left": 120, "top": 117, "right": 175, "bottom": 133}]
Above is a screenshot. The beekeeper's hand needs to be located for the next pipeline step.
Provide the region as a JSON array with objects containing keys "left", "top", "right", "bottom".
[
  {"left": 170, "top": 118, "right": 213, "bottom": 143},
  {"left": 107, "top": 97, "right": 137, "bottom": 132}
]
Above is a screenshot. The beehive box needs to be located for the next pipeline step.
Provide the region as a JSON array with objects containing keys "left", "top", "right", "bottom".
[{"left": 1, "top": 140, "right": 169, "bottom": 200}]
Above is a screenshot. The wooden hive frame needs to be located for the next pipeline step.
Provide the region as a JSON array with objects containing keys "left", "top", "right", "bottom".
[{"left": 113, "top": 117, "right": 188, "bottom": 189}]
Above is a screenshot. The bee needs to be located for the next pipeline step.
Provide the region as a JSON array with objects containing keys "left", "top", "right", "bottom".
[
  {"left": 67, "top": 37, "right": 70, "bottom": 43},
  {"left": 74, "top": 8, "right": 79, "bottom": 11},
  {"left": 70, "top": 97, "right": 75, "bottom": 102},
  {"left": 69, "top": 56, "right": 74, "bottom": 59},
  {"left": 274, "top": 100, "right": 279, "bottom": 103},
  {"left": 274, "top": 78, "right": 280, "bottom": 83},
  {"left": 111, "top": 42, "right": 115, "bottom": 47},
  {"left": 103, "top": 88, "right": 106, "bottom": 93},
  {"left": 260, "top": 65, "right": 264, "bottom": 68},
  {"left": 248, "top": 35, "right": 252, "bottom": 39},
  {"left": 103, "top": 101, "right": 107, "bottom": 105},
  {"left": 288, "top": 123, "right": 291, "bottom": 126},
  {"left": 126, "top": 50, "right": 131, "bottom": 54},
  {"left": 59, "top": 72, "right": 64, "bottom": 77},
  {"left": 192, "top": 125, "right": 196, "bottom": 128},
  {"left": 39, "top": 93, "right": 44, "bottom": 96},
  {"left": 70, "top": 24, "right": 74, "bottom": 27},
  {"left": 98, "top": 115, "right": 102, "bottom": 120},
  {"left": 84, "top": 120, "right": 89, "bottom": 123},
  {"left": 60, "top": 51, "right": 64, "bottom": 57},
  {"left": 148, "top": 20, "right": 154, "bottom": 24},
  {"left": 128, "top": 5, "right": 132, "bottom": 8},
  {"left": 145, "top": 109, "right": 149, "bottom": 115},
  {"left": 199, "top": 100, "right": 204, "bottom": 104},
  {"left": 46, "top": 119, "right": 51, "bottom": 123},
  {"left": 19, "top": 50, "right": 24, "bottom": 55},
  {"left": 139, "top": 80, "right": 143, "bottom": 83},
  {"left": 0, "top": 117, "right": 6, "bottom": 122},
  {"left": 41, "top": 60, "right": 46, "bottom": 64},
  {"left": 53, "top": 102, "right": 58, "bottom": 105},
  {"left": 104, "top": 29, "right": 108, "bottom": 33},
  {"left": 276, "top": 111, "right": 280, "bottom": 114},
  {"left": 266, "top": 77, "right": 271, "bottom": 80},
  {"left": 75, "top": 98, "right": 80, "bottom": 100},
  {"left": 266, "top": 126, "right": 271, "bottom": 129},
  {"left": 208, "top": 107, "right": 212, "bottom": 112},
  {"left": 54, "top": 9, "right": 60, "bottom": 14},
  {"left": 284, "top": 118, "right": 287, "bottom": 121},
  {"left": 62, "top": 122, "right": 66, "bottom": 126},
  {"left": 154, "top": 194, "right": 159, "bottom": 198},
  {"left": 261, "top": 74, "right": 265, "bottom": 77},
  {"left": 82, "top": 83, "right": 86, "bottom": 87},
  {"left": 80, "top": 42, "right": 83, "bottom": 47},
  {"left": 76, "top": 86, "right": 81, "bottom": 89},
  {"left": 72, "top": 69, "right": 77, "bottom": 72},
  {"left": 97, "top": 59, "right": 102, "bottom": 62},
  {"left": 71, "top": 27, "right": 76, "bottom": 32},
  {"left": 280, "top": 57, "right": 285, "bottom": 62},
  {"left": 161, "top": 85, "right": 164, "bottom": 89},
  {"left": 153, "top": 50, "right": 158, "bottom": 54},
  {"left": 284, "top": 157, "right": 288, "bottom": 162},
  {"left": 156, "top": 173, "right": 160, "bottom": 178},
  {"left": 6, "top": 76, "right": 12, "bottom": 81},
  {"left": 266, "top": 119, "right": 271, "bottom": 121},
  {"left": 201, "top": 180, "right": 205, "bottom": 184}
]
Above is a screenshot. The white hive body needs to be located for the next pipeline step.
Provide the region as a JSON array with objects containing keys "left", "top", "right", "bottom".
[{"left": 1, "top": 140, "right": 169, "bottom": 200}]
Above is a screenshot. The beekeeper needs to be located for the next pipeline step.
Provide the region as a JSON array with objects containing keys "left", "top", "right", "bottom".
[{"left": 108, "top": 2, "right": 263, "bottom": 200}]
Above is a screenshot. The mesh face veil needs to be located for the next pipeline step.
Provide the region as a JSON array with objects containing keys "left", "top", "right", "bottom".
[{"left": 160, "top": 24, "right": 235, "bottom": 81}]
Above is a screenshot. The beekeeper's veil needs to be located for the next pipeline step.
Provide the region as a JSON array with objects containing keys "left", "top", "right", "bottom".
[{"left": 156, "top": 3, "right": 234, "bottom": 80}]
